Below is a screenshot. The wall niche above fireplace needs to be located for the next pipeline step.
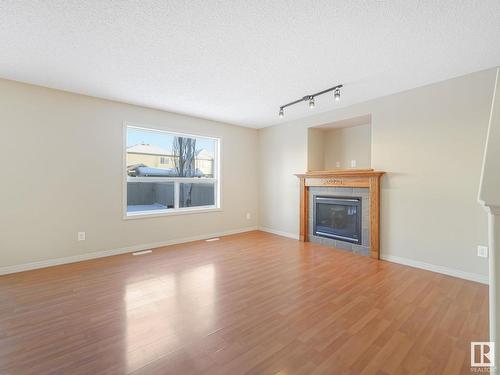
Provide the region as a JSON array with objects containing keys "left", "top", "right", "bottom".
[{"left": 295, "top": 169, "right": 385, "bottom": 259}]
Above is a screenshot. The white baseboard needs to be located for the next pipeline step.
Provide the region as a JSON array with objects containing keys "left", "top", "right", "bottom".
[
  {"left": 3, "top": 227, "right": 486, "bottom": 286},
  {"left": 0, "top": 226, "right": 258, "bottom": 276},
  {"left": 256, "top": 229, "right": 488, "bottom": 284},
  {"left": 258, "top": 227, "right": 299, "bottom": 240},
  {"left": 381, "top": 254, "right": 489, "bottom": 285}
]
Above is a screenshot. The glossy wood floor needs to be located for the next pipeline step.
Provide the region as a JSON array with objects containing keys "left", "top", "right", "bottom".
[{"left": 0, "top": 231, "right": 488, "bottom": 375}]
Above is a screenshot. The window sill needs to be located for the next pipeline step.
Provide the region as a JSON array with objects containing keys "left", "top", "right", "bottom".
[{"left": 123, "top": 206, "right": 222, "bottom": 220}]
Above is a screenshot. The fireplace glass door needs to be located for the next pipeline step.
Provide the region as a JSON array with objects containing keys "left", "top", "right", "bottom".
[{"left": 313, "top": 196, "right": 362, "bottom": 244}]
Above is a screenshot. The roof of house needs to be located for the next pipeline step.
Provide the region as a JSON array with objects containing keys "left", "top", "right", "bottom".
[
  {"left": 197, "top": 149, "right": 214, "bottom": 160},
  {"left": 127, "top": 144, "right": 170, "bottom": 156},
  {"left": 127, "top": 144, "right": 214, "bottom": 159}
]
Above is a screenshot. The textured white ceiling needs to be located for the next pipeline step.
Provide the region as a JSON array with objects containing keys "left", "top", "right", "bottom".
[{"left": 1, "top": 1, "right": 500, "bottom": 128}]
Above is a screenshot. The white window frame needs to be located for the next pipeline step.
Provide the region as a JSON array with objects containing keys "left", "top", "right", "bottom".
[{"left": 123, "top": 122, "right": 221, "bottom": 219}]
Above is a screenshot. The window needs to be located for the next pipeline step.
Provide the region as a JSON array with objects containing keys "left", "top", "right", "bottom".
[{"left": 125, "top": 125, "right": 220, "bottom": 218}]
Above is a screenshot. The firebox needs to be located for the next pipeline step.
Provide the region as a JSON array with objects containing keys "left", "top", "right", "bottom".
[{"left": 313, "top": 196, "right": 362, "bottom": 244}]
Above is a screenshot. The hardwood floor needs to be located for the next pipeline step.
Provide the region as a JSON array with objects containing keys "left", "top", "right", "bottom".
[{"left": 0, "top": 231, "right": 488, "bottom": 374}]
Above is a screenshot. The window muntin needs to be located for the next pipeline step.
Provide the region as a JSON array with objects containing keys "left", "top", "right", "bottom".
[{"left": 125, "top": 125, "right": 220, "bottom": 217}]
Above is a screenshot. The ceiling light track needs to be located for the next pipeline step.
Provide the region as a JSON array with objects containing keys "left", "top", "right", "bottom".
[{"left": 278, "top": 84, "right": 343, "bottom": 118}]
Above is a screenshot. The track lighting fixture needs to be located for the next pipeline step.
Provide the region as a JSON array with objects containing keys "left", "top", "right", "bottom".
[{"left": 278, "top": 84, "right": 342, "bottom": 118}]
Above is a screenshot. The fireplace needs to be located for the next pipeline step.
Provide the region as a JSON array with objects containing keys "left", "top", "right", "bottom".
[
  {"left": 296, "top": 169, "right": 384, "bottom": 258},
  {"left": 313, "top": 196, "right": 362, "bottom": 244}
]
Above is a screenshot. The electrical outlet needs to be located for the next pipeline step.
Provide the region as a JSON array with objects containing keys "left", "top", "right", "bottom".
[
  {"left": 335, "top": 161, "right": 341, "bottom": 168},
  {"left": 477, "top": 246, "right": 488, "bottom": 258},
  {"left": 78, "top": 232, "right": 86, "bottom": 241},
  {"left": 246, "top": 212, "right": 251, "bottom": 220},
  {"left": 350, "top": 160, "right": 357, "bottom": 168}
]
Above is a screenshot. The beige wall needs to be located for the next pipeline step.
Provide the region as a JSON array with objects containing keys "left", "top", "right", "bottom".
[
  {"left": 323, "top": 124, "right": 371, "bottom": 169},
  {"left": 307, "top": 128, "right": 325, "bottom": 171},
  {"left": 1, "top": 69, "right": 496, "bottom": 281},
  {"left": 258, "top": 122, "right": 307, "bottom": 235},
  {"left": 259, "top": 69, "right": 497, "bottom": 279},
  {"left": 0, "top": 79, "right": 259, "bottom": 268}
]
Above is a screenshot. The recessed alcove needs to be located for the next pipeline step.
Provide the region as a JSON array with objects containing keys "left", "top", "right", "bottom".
[
  {"left": 307, "top": 114, "right": 372, "bottom": 171},
  {"left": 302, "top": 114, "right": 379, "bottom": 257}
]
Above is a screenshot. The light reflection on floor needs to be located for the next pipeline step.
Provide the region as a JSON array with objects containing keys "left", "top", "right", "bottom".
[{"left": 124, "top": 264, "right": 215, "bottom": 372}]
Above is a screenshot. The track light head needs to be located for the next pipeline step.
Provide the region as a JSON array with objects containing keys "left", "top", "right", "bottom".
[
  {"left": 334, "top": 88, "right": 341, "bottom": 101},
  {"left": 279, "top": 108, "right": 284, "bottom": 118},
  {"left": 309, "top": 96, "right": 315, "bottom": 108}
]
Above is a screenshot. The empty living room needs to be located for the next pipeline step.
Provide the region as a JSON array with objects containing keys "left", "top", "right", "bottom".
[{"left": 1, "top": 1, "right": 500, "bottom": 374}]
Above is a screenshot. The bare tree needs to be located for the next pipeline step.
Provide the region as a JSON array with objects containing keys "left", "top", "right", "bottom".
[
  {"left": 172, "top": 136, "right": 197, "bottom": 177},
  {"left": 173, "top": 136, "right": 197, "bottom": 206}
]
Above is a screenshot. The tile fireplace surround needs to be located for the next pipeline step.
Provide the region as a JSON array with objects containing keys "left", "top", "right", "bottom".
[
  {"left": 295, "top": 169, "right": 385, "bottom": 259},
  {"left": 308, "top": 186, "right": 371, "bottom": 255}
]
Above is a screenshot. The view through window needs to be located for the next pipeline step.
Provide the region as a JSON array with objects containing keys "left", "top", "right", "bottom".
[{"left": 125, "top": 126, "right": 219, "bottom": 216}]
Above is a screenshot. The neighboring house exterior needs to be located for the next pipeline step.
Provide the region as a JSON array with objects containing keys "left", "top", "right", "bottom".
[
  {"left": 195, "top": 149, "right": 215, "bottom": 177},
  {"left": 127, "top": 143, "right": 214, "bottom": 177}
]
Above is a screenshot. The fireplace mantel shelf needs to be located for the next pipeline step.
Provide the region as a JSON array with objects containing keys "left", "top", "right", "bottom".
[
  {"left": 295, "top": 169, "right": 385, "bottom": 178},
  {"left": 295, "top": 169, "right": 385, "bottom": 259}
]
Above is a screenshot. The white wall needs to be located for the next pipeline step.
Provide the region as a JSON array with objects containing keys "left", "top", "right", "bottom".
[
  {"left": 0, "top": 79, "right": 259, "bottom": 268},
  {"left": 478, "top": 68, "right": 500, "bottom": 361},
  {"left": 479, "top": 68, "right": 500, "bottom": 208},
  {"left": 323, "top": 124, "right": 371, "bottom": 169},
  {"left": 259, "top": 69, "right": 497, "bottom": 280}
]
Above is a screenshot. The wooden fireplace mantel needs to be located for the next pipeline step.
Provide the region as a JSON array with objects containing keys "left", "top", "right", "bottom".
[{"left": 295, "top": 169, "right": 385, "bottom": 259}]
